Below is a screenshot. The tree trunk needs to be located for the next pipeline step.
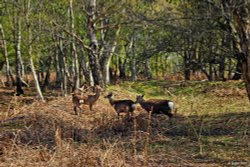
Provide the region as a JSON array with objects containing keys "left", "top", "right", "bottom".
[
  {"left": 184, "top": 51, "right": 191, "bottom": 80},
  {"left": 130, "top": 36, "right": 137, "bottom": 81},
  {"left": 0, "top": 24, "right": 14, "bottom": 86},
  {"left": 43, "top": 57, "right": 51, "bottom": 92},
  {"left": 208, "top": 63, "right": 213, "bottom": 81},
  {"left": 69, "top": 0, "right": 79, "bottom": 90},
  {"left": 59, "top": 53, "right": 68, "bottom": 96},
  {"left": 155, "top": 55, "right": 159, "bottom": 79},
  {"left": 219, "top": 55, "right": 226, "bottom": 81},
  {"left": 30, "top": 58, "right": 45, "bottom": 101},
  {"left": 163, "top": 56, "right": 167, "bottom": 78},
  {"left": 55, "top": 36, "right": 70, "bottom": 95},
  {"left": 80, "top": 46, "right": 91, "bottom": 84},
  {"left": 15, "top": 4, "right": 24, "bottom": 95},
  {"left": 101, "top": 43, "right": 117, "bottom": 84},
  {"left": 26, "top": 0, "right": 45, "bottom": 102},
  {"left": 100, "top": 27, "right": 120, "bottom": 85},
  {"left": 145, "top": 56, "right": 152, "bottom": 80},
  {"left": 119, "top": 57, "right": 127, "bottom": 80},
  {"left": 58, "top": 37, "right": 68, "bottom": 96},
  {"left": 235, "top": 1, "right": 250, "bottom": 100},
  {"left": 228, "top": 57, "right": 232, "bottom": 80},
  {"left": 54, "top": 48, "right": 61, "bottom": 84},
  {"left": 87, "top": 0, "right": 103, "bottom": 86},
  {"left": 222, "top": 0, "right": 243, "bottom": 80},
  {"left": 44, "top": 71, "right": 50, "bottom": 87},
  {"left": 232, "top": 57, "right": 243, "bottom": 80}
]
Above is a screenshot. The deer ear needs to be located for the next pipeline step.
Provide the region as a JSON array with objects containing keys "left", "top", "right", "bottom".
[{"left": 141, "top": 94, "right": 144, "bottom": 98}]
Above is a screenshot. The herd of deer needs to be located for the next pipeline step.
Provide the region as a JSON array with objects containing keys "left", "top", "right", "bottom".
[{"left": 72, "top": 85, "right": 174, "bottom": 120}]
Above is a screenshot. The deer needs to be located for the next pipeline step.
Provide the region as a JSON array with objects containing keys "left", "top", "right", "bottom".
[
  {"left": 72, "top": 85, "right": 103, "bottom": 115},
  {"left": 136, "top": 95, "right": 174, "bottom": 119},
  {"left": 104, "top": 92, "right": 136, "bottom": 120}
]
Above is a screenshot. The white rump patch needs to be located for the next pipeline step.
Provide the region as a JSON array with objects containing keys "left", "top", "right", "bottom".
[
  {"left": 131, "top": 104, "right": 136, "bottom": 110},
  {"left": 79, "top": 100, "right": 84, "bottom": 103},
  {"left": 168, "top": 102, "right": 174, "bottom": 110}
]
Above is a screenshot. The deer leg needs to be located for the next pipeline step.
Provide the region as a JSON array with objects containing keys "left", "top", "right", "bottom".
[
  {"left": 127, "top": 112, "right": 130, "bottom": 120},
  {"left": 79, "top": 105, "right": 83, "bottom": 114},
  {"left": 167, "top": 112, "right": 173, "bottom": 119},
  {"left": 128, "top": 112, "right": 133, "bottom": 121},
  {"left": 130, "top": 111, "right": 134, "bottom": 118},
  {"left": 89, "top": 104, "right": 93, "bottom": 111},
  {"left": 74, "top": 106, "right": 78, "bottom": 115}
]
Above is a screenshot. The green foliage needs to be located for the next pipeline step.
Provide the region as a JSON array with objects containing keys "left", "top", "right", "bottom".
[
  {"left": 108, "top": 80, "right": 246, "bottom": 98},
  {"left": 107, "top": 80, "right": 167, "bottom": 98}
]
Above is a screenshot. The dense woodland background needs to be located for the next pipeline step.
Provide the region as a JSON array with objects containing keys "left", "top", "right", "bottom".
[
  {"left": 0, "top": 0, "right": 249, "bottom": 100},
  {"left": 0, "top": 1, "right": 250, "bottom": 166}
]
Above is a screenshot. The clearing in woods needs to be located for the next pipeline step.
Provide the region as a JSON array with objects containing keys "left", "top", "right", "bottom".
[{"left": 0, "top": 80, "right": 249, "bottom": 167}]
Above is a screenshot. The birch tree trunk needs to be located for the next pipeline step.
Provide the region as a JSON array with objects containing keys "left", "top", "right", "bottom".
[
  {"left": 69, "top": 0, "right": 80, "bottom": 90},
  {"left": 15, "top": 17, "right": 25, "bottom": 80},
  {"left": 26, "top": 0, "right": 45, "bottom": 102},
  {"left": 130, "top": 36, "right": 137, "bottom": 81},
  {"left": 0, "top": 24, "right": 14, "bottom": 86},
  {"left": 14, "top": 1, "right": 25, "bottom": 95},
  {"left": 58, "top": 37, "right": 68, "bottom": 96},
  {"left": 100, "top": 27, "right": 120, "bottom": 85},
  {"left": 87, "top": 0, "right": 103, "bottom": 86}
]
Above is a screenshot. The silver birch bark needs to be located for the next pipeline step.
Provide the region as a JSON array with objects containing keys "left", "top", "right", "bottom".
[
  {"left": 58, "top": 37, "right": 68, "bottom": 96},
  {"left": 69, "top": 0, "right": 79, "bottom": 90},
  {"left": 101, "top": 27, "right": 120, "bottom": 84},
  {"left": 14, "top": 1, "right": 26, "bottom": 95},
  {"left": 0, "top": 23, "right": 14, "bottom": 85},
  {"left": 87, "top": 0, "right": 103, "bottom": 86},
  {"left": 26, "top": 0, "right": 45, "bottom": 102},
  {"left": 130, "top": 35, "right": 137, "bottom": 81}
]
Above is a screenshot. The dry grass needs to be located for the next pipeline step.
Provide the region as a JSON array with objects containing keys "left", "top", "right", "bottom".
[{"left": 0, "top": 81, "right": 250, "bottom": 167}]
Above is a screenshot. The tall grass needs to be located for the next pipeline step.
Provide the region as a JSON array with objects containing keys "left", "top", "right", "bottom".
[{"left": 0, "top": 81, "right": 249, "bottom": 166}]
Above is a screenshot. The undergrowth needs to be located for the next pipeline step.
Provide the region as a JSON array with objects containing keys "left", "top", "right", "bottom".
[{"left": 0, "top": 80, "right": 249, "bottom": 167}]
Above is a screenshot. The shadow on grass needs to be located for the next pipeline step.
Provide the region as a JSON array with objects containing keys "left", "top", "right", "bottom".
[
  {"left": 1, "top": 110, "right": 249, "bottom": 149},
  {"left": 165, "top": 111, "right": 249, "bottom": 137}
]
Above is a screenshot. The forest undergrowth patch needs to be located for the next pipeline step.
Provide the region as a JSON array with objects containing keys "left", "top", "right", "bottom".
[{"left": 0, "top": 81, "right": 249, "bottom": 166}]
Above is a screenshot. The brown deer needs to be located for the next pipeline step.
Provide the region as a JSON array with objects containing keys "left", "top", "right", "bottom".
[{"left": 72, "top": 85, "right": 103, "bottom": 115}]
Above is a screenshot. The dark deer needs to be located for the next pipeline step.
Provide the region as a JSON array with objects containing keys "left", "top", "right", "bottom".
[
  {"left": 104, "top": 92, "right": 136, "bottom": 120},
  {"left": 136, "top": 95, "right": 174, "bottom": 119}
]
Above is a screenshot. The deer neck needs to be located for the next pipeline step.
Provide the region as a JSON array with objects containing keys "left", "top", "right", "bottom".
[
  {"left": 93, "top": 90, "right": 101, "bottom": 100},
  {"left": 108, "top": 97, "right": 115, "bottom": 106},
  {"left": 138, "top": 99, "right": 145, "bottom": 105}
]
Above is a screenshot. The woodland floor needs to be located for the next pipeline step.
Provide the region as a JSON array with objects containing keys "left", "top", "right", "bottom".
[{"left": 0, "top": 80, "right": 249, "bottom": 167}]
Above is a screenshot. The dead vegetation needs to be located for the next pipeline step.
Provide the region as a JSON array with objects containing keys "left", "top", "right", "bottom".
[{"left": 0, "top": 81, "right": 250, "bottom": 166}]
